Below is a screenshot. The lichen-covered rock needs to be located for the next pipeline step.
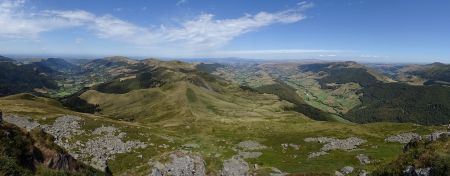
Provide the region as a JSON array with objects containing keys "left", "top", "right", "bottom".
[
  {"left": 237, "top": 140, "right": 266, "bottom": 150},
  {"left": 308, "top": 151, "right": 328, "bottom": 158},
  {"left": 80, "top": 126, "right": 147, "bottom": 170},
  {"left": 305, "top": 136, "right": 366, "bottom": 154},
  {"left": 4, "top": 114, "right": 40, "bottom": 131},
  {"left": 385, "top": 132, "right": 421, "bottom": 144},
  {"left": 221, "top": 155, "right": 249, "bottom": 176},
  {"left": 426, "top": 131, "right": 450, "bottom": 142},
  {"left": 149, "top": 152, "right": 206, "bottom": 176},
  {"left": 341, "top": 166, "right": 354, "bottom": 174}
]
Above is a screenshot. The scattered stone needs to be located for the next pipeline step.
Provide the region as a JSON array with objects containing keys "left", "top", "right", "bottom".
[
  {"left": 160, "top": 135, "right": 175, "bottom": 143},
  {"left": 182, "top": 143, "right": 200, "bottom": 149},
  {"left": 403, "top": 165, "right": 415, "bottom": 175},
  {"left": 305, "top": 136, "right": 366, "bottom": 153},
  {"left": 322, "top": 137, "right": 366, "bottom": 151},
  {"left": 237, "top": 140, "right": 267, "bottom": 150},
  {"left": 308, "top": 151, "right": 328, "bottom": 158},
  {"left": 270, "top": 167, "right": 288, "bottom": 176},
  {"left": 403, "top": 166, "right": 432, "bottom": 176},
  {"left": 281, "top": 143, "right": 300, "bottom": 151},
  {"left": 356, "top": 154, "right": 370, "bottom": 165},
  {"left": 304, "top": 137, "right": 335, "bottom": 143},
  {"left": 415, "top": 167, "right": 431, "bottom": 176},
  {"left": 42, "top": 115, "right": 84, "bottom": 139},
  {"left": 4, "top": 114, "right": 40, "bottom": 131},
  {"left": 92, "top": 125, "right": 117, "bottom": 135},
  {"left": 281, "top": 143, "right": 288, "bottom": 151},
  {"left": 385, "top": 132, "right": 421, "bottom": 144},
  {"left": 221, "top": 155, "right": 249, "bottom": 176},
  {"left": 335, "top": 171, "right": 344, "bottom": 176},
  {"left": 80, "top": 126, "right": 147, "bottom": 170},
  {"left": 341, "top": 166, "right": 354, "bottom": 174},
  {"left": 149, "top": 152, "right": 206, "bottom": 176},
  {"left": 289, "top": 144, "right": 300, "bottom": 150},
  {"left": 426, "top": 131, "right": 450, "bottom": 142},
  {"left": 238, "top": 151, "right": 262, "bottom": 159},
  {"left": 447, "top": 124, "right": 450, "bottom": 131}
]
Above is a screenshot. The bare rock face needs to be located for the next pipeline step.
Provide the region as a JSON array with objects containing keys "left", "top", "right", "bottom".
[
  {"left": 385, "top": 132, "right": 421, "bottom": 144},
  {"left": 80, "top": 126, "right": 147, "bottom": 170},
  {"left": 149, "top": 152, "right": 206, "bottom": 176},
  {"left": 221, "top": 155, "right": 249, "bottom": 176},
  {"left": 46, "top": 153, "right": 80, "bottom": 171},
  {"left": 4, "top": 114, "right": 40, "bottom": 131}
]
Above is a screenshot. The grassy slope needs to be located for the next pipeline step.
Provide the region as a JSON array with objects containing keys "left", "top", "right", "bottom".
[{"left": 0, "top": 94, "right": 446, "bottom": 175}]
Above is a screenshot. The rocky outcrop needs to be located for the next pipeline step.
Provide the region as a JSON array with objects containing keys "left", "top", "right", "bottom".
[
  {"left": 308, "top": 151, "right": 328, "bottom": 158},
  {"left": 341, "top": 166, "right": 354, "bottom": 174},
  {"left": 41, "top": 115, "right": 85, "bottom": 150},
  {"left": 403, "top": 166, "right": 432, "bottom": 176},
  {"left": 0, "top": 123, "right": 100, "bottom": 175},
  {"left": 4, "top": 114, "right": 147, "bottom": 172},
  {"left": 4, "top": 114, "right": 40, "bottom": 131},
  {"left": 149, "top": 152, "right": 206, "bottom": 176},
  {"left": 80, "top": 126, "right": 147, "bottom": 170},
  {"left": 385, "top": 132, "right": 421, "bottom": 144},
  {"left": 46, "top": 153, "right": 80, "bottom": 171},
  {"left": 426, "top": 131, "right": 450, "bottom": 142},
  {"left": 221, "top": 155, "right": 249, "bottom": 176},
  {"left": 305, "top": 136, "right": 366, "bottom": 158}
]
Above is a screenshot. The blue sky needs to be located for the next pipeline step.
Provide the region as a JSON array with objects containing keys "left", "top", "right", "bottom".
[{"left": 0, "top": 0, "right": 449, "bottom": 63}]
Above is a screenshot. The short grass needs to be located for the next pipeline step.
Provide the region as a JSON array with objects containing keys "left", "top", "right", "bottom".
[{"left": 0, "top": 93, "right": 446, "bottom": 175}]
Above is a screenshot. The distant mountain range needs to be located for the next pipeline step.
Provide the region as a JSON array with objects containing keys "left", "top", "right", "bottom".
[
  {"left": 1, "top": 55, "right": 449, "bottom": 175},
  {"left": 1, "top": 55, "right": 450, "bottom": 125}
]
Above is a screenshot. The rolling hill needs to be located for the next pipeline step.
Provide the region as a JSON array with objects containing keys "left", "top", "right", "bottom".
[
  {"left": 202, "top": 61, "right": 450, "bottom": 125},
  {"left": 0, "top": 59, "right": 58, "bottom": 96}
]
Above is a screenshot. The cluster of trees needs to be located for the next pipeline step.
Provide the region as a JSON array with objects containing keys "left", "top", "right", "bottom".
[{"left": 345, "top": 83, "right": 450, "bottom": 125}]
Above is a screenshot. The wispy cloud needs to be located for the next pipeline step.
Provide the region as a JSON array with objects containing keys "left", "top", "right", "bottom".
[
  {"left": 0, "top": 0, "right": 313, "bottom": 50},
  {"left": 0, "top": 0, "right": 79, "bottom": 38},
  {"left": 176, "top": 0, "right": 188, "bottom": 6}
]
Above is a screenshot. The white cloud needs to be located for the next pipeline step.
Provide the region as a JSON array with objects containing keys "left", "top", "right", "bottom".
[
  {"left": 176, "top": 0, "right": 188, "bottom": 6},
  {"left": 0, "top": 0, "right": 79, "bottom": 38},
  {"left": 0, "top": 0, "right": 314, "bottom": 51}
]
